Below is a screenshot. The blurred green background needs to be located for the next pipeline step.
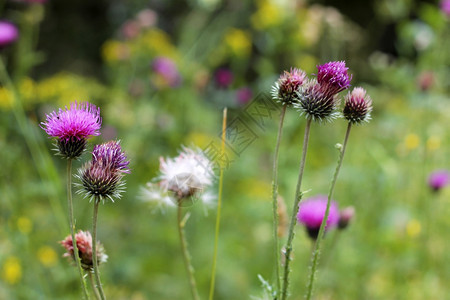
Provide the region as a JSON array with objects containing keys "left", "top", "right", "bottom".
[{"left": 0, "top": 0, "right": 449, "bottom": 299}]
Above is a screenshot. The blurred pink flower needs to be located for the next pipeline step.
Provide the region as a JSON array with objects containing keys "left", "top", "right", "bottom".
[
  {"left": 428, "top": 170, "right": 450, "bottom": 192},
  {"left": 214, "top": 68, "right": 233, "bottom": 89},
  {"left": 121, "top": 20, "right": 141, "bottom": 40},
  {"left": 137, "top": 9, "right": 158, "bottom": 28},
  {"left": 236, "top": 87, "right": 253, "bottom": 105},
  {"left": 152, "top": 56, "right": 182, "bottom": 88},
  {"left": 441, "top": 0, "right": 450, "bottom": 16},
  {"left": 0, "top": 21, "right": 19, "bottom": 48}
]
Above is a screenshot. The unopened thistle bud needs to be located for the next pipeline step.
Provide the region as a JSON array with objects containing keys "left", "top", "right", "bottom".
[
  {"left": 316, "top": 61, "right": 352, "bottom": 96},
  {"left": 343, "top": 87, "right": 373, "bottom": 124},
  {"left": 41, "top": 101, "right": 101, "bottom": 159},
  {"left": 60, "top": 230, "right": 108, "bottom": 271},
  {"left": 77, "top": 140, "right": 130, "bottom": 203},
  {"left": 338, "top": 206, "right": 355, "bottom": 230},
  {"left": 295, "top": 79, "right": 341, "bottom": 122},
  {"left": 271, "top": 68, "right": 307, "bottom": 106}
]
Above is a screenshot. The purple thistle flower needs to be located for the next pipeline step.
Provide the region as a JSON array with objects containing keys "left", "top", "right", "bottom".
[
  {"left": 316, "top": 61, "right": 351, "bottom": 96},
  {"left": 41, "top": 101, "right": 101, "bottom": 159},
  {"left": 214, "top": 68, "right": 234, "bottom": 89},
  {"left": 428, "top": 170, "right": 450, "bottom": 192},
  {"left": 236, "top": 87, "right": 253, "bottom": 105},
  {"left": 0, "top": 21, "right": 19, "bottom": 48},
  {"left": 77, "top": 141, "right": 130, "bottom": 202},
  {"left": 271, "top": 68, "right": 307, "bottom": 106},
  {"left": 343, "top": 87, "right": 373, "bottom": 124},
  {"left": 294, "top": 78, "right": 341, "bottom": 122},
  {"left": 297, "top": 195, "right": 339, "bottom": 239}
]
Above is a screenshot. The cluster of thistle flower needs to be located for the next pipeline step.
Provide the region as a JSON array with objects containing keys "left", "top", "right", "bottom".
[
  {"left": 41, "top": 101, "right": 130, "bottom": 270},
  {"left": 272, "top": 61, "right": 372, "bottom": 238}
]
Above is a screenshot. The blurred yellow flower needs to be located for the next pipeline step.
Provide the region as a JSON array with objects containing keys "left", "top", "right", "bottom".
[
  {"left": 0, "top": 87, "right": 13, "bottom": 109},
  {"left": 404, "top": 133, "right": 420, "bottom": 150},
  {"left": 406, "top": 219, "right": 421, "bottom": 238},
  {"left": 224, "top": 28, "right": 252, "bottom": 57},
  {"left": 17, "top": 217, "right": 32, "bottom": 235},
  {"left": 2, "top": 256, "right": 22, "bottom": 285},
  {"left": 101, "top": 40, "right": 130, "bottom": 63},
  {"left": 239, "top": 178, "right": 271, "bottom": 200},
  {"left": 37, "top": 246, "right": 57, "bottom": 267},
  {"left": 251, "top": 0, "right": 283, "bottom": 30},
  {"left": 140, "top": 28, "right": 178, "bottom": 58},
  {"left": 426, "top": 136, "right": 441, "bottom": 151}
]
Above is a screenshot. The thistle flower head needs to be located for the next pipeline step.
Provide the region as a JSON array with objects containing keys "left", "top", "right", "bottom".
[
  {"left": 142, "top": 147, "right": 215, "bottom": 207},
  {"left": 316, "top": 61, "right": 351, "bottom": 96},
  {"left": 428, "top": 170, "right": 450, "bottom": 192},
  {"left": 343, "top": 87, "right": 373, "bottom": 124},
  {"left": 271, "top": 68, "right": 307, "bottom": 106},
  {"left": 294, "top": 78, "right": 341, "bottom": 122},
  {"left": 77, "top": 140, "right": 130, "bottom": 203},
  {"left": 338, "top": 206, "right": 355, "bottom": 230},
  {"left": 40, "top": 101, "right": 101, "bottom": 159},
  {"left": 297, "top": 195, "right": 339, "bottom": 239},
  {"left": 60, "top": 230, "right": 107, "bottom": 271},
  {"left": 0, "top": 21, "right": 19, "bottom": 48}
]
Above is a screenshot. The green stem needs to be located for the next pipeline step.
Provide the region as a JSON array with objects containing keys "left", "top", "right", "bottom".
[
  {"left": 67, "top": 159, "right": 90, "bottom": 300},
  {"left": 208, "top": 107, "right": 227, "bottom": 300},
  {"left": 92, "top": 200, "right": 106, "bottom": 300},
  {"left": 88, "top": 271, "right": 101, "bottom": 300},
  {"left": 305, "top": 122, "right": 352, "bottom": 300},
  {"left": 271, "top": 105, "right": 287, "bottom": 297},
  {"left": 280, "top": 118, "right": 312, "bottom": 300},
  {"left": 178, "top": 205, "right": 200, "bottom": 300}
]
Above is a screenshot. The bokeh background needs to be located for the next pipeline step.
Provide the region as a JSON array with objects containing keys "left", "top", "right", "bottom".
[{"left": 1, "top": 0, "right": 449, "bottom": 299}]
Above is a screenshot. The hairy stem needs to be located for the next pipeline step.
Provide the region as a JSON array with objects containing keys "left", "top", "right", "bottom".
[
  {"left": 209, "top": 107, "right": 227, "bottom": 300},
  {"left": 92, "top": 200, "right": 106, "bottom": 300},
  {"left": 271, "top": 105, "right": 287, "bottom": 297},
  {"left": 67, "top": 159, "right": 90, "bottom": 300},
  {"left": 178, "top": 205, "right": 200, "bottom": 300},
  {"left": 305, "top": 123, "right": 352, "bottom": 300},
  {"left": 280, "top": 118, "right": 312, "bottom": 300},
  {"left": 88, "top": 271, "right": 101, "bottom": 300}
]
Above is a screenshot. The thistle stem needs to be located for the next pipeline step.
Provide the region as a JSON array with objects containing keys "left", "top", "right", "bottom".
[
  {"left": 280, "top": 118, "right": 312, "bottom": 300},
  {"left": 271, "top": 105, "right": 287, "bottom": 297},
  {"left": 178, "top": 205, "right": 200, "bottom": 300},
  {"left": 208, "top": 107, "right": 227, "bottom": 300},
  {"left": 67, "top": 159, "right": 90, "bottom": 300},
  {"left": 88, "top": 271, "right": 101, "bottom": 300},
  {"left": 305, "top": 123, "right": 352, "bottom": 300},
  {"left": 92, "top": 200, "right": 106, "bottom": 300}
]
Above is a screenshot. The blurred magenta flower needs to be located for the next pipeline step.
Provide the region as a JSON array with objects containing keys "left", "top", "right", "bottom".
[
  {"left": 271, "top": 67, "right": 307, "bottom": 106},
  {"left": 297, "top": 195, "right": 339, "bottom": 239},
  {"left": 316, "top": 61, "right": 351, "bottom": 96},
  {"left": 428, "top": 170, "right": 450, "bottom": 191},
  {"left": 77, "top": 140, "right": 130, "bottom": 202},
  {"left": 441, "top": 0, "right": 450, "bottom": 16},
  {"left": 236, "top": 87, "right": 253, "bottom": 105},
  {"left": 343, "top": 87, "right": 373, "bottom": 124},
  {"left": 152, "top": 56, "right": 182, "bottom": 88},
  {"left": 0, "top": 21, "right": 19, "bottom": 48},
  {"left": 214, "top": 68, "right": 233, "bottom": 88},
  {"left": 417, "top": 71, "right": 434, "bottom": 91},
  {"left": 40, "top": 101, "right": 101, "bottom": 158},
  {"left": 60, "top": 230, "right": 107, "bottom": 271}
]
